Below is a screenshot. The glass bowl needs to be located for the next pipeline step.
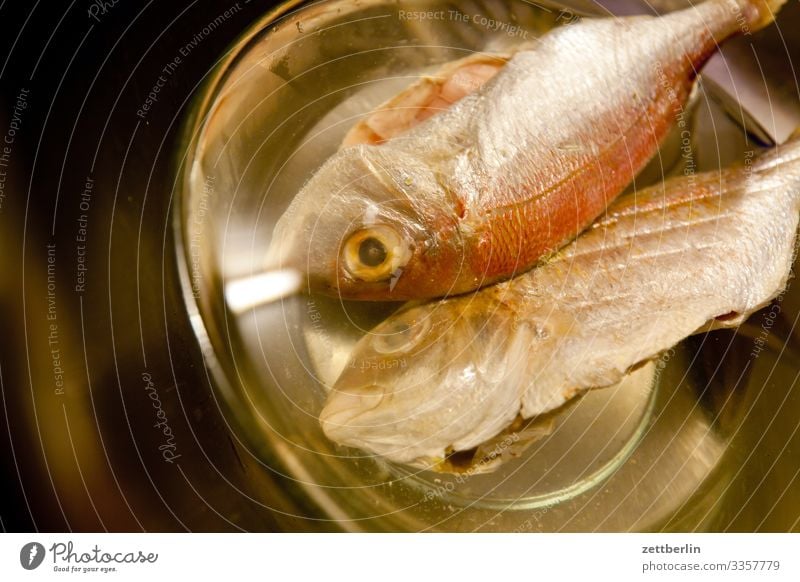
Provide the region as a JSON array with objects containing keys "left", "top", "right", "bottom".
[{"left": 175, "top": 0, "right": 800, "bottom": 531}]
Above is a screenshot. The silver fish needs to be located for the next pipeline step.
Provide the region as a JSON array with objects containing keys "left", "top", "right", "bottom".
[
  {"left": 320, "top": 138, "right": 800, "bottom": 467},
  {"left": 266, "top": 0, "right": 786, "bottom": 301}
]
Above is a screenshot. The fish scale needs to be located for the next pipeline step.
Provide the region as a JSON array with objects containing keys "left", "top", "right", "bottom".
[
  {"left": 461, "top": 70, "right": 682, "bottom": 279},
  {"left": 321, "top": 137, "right": 800, "bottom": 466},
  {"left": 267, "top": 0, "right": 786, "bottom": 302}
]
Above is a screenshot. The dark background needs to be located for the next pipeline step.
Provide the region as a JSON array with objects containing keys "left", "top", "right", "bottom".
[
  {"left": 2, "top": 0, "right": 799, "bottom": 533},
  {"left": 0, "top": 0, "right": 316, "bottom": 532}
]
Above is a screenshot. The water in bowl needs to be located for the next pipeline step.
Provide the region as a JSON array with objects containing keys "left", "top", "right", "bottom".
[{"left": 178, "top": 0, "right": 800, "bottom": 531}]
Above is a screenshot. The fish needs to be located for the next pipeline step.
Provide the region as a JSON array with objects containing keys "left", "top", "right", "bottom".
[
  {"left": 266, "top": 0, "right": 786, "bottom": 301},
  {"left": 340, "top": 52, "right": 510, "bottom": 148},
  {"left": 319, "top": 137, "right": 800, "bottom": 467}
]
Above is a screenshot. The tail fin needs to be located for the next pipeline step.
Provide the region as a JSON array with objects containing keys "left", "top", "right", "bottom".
[{"left": 734, "top": 0, "right": 787, "bottom": 32}]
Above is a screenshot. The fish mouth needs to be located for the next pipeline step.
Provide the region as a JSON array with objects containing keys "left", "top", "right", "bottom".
[
  {"left": 319, "top": 385, "right": 388, "bottom": 439},
  {"left": 320, "top": 385, "right": 447, "bottom": 463}
]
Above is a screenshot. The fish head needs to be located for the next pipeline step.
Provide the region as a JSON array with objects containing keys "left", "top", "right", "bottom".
[
  {"left": 266, "top": 144, "right": 466, "bottom": 300},
  {"left": 319, "top": 292, "right": 535, "bottom": 466}
]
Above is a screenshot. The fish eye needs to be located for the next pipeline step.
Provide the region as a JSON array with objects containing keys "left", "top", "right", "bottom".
[
  {"left": 343, "top": 225, "right": 410, "bottom": 282},
  {"left": 358, "top": 237, "right": 388, "bottom": 267},
  {"left": 372, "top": 317, "right": 431, "bottom": 354}
]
